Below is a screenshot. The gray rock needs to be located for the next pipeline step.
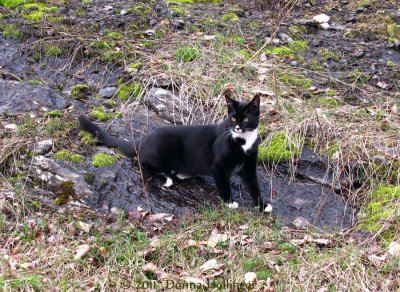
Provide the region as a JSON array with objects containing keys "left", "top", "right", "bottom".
[
  {"left": 33, "top": 139, "right": 53, "bottom": 155},
  {"left": 291, "top": 61, "right": 298, "bottom": 66},
  {"left": 98, "top": 86, "right": 117, "bottom": 98},
  {"left": 313, "top": 14, "right": 330, "bottom": 24},
  {"left": 172, "top": 19, "right": 185, "bottom": 30},
  {"left": 350, "top": 50, "right": 364, "bottom": 58},
  {"left": 0, "top": 80, "right": 66, "bottom": 114},
  {"left": 278, "top": 33, "right": 293, "bottom": 44},
  {"left": 311, "top": 39, "right": 321, "bottom": 46},
  {"left": 293, "top": 217, "right": 310, "bottom": 228}
]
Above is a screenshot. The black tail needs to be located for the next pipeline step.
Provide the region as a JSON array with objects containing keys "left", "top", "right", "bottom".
[{"left": 78, "top": 115, "right": 137, "bottom": 157}]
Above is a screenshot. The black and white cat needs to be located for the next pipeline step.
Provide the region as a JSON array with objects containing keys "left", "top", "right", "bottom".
[{"left": 78, "top": 94, "right": 272, "bottom": 213}]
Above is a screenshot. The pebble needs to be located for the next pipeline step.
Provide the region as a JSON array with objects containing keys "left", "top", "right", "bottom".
[
  {"left": 311, "top": 39, "right": 321, "bottom": 46},
  {"left": 290, "top": 60, "right": 298, "bottom": 66},
  {"left": 313, "top": 14, "right": 330, "bottom": 24},
  {"left": 388, "top": 242, "right": 400, "bottom": 257},
  {"left": 98, "top": 87, "right": 117, "bottom": 98}
]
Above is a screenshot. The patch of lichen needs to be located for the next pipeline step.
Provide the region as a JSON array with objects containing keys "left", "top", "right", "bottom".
[
  {"left": 54, "top": 181, "right": 78, "bottom": 205},
  {"left": 278, "top": 72, "right": 312, "bottom": 89},
  {"left": 79, "top": 131, "right": 98, "bottom": 146},
  {"left": 92, "top": 152, "right": 122, "bottom": 167},
  {"left": 89, "top": 107, "right": 122, "bottom": 122},
  {"left": 258, "top": 131, "right": 302, "bottom": 163},
  {"left": 71, "top": 84, "right": 90, "bottom": 99},
  {"left": 53, "top": 149, "right": 84, "bottom": 164},
  {"left": 0, "top": 23, "right": 23, "bottom": 40},
  {"left": 117, "top": 80, "right": 142, "bottom": 101},
  {"left": 358, "top": 185, "right": 400, "bottom": 244}
]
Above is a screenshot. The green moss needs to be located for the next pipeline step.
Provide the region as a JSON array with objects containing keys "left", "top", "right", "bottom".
[
  {"left": 79, "top": 131, "right": 98, "bottom": 146},
  {"left": 264, "top": 46, "right": 293, "bottom": 58},
  {"left": 54, "top": 181, "right": 78, "bottom": 205},
  {"left": 1, "top": 24, "right": 23, "bottom": 40},
  {"left": 167, "top": 0, "right": 193, "bottom": 3},
  {"left": 92, "top": 40, "right": 110, "bottom": 50},
  {"left": 176, "top": 47, "right": 200, "bottom": 62},
  {"left": 92, "top": 152, "right": 122, "bottom": 167},
  {"left": 107, "top": 32, "right": 123, "bottom": 40},
  {"left": 53, "top": 149, "right": 84, "bottom": 164},
  {"left": 308, "top": 60, "right": 324, "bottom": 72},
  {"left": 170, "top": 5, "right": 186, "bottom": 16},
  {"left": 288, "top": 40, "right": 309, "bottom": 52},
  {"left": 317, "top": 97, "right": 339, "bottom": 108},
  {"left": 102, "top": 99, "right": 118, "bottom": 108},
  {"left": 21, "top": 3, "right": 59, "bottom": 21},
  {"left": 221, "top": 13, "right": 239, "bottom": 22},
  {"left": 45, "top": 45, "right": 63, "bottom": 57},
  {"left": 365, "top": 161, "right": 400, "bottom": 185},
  {"left": 258, "top": 131, "right": 302, "bottom": 163},
  {"left": 288, "top": 24, "right": 308, "bottom": 39},
  {"left": 127, "top": 62, "right": 143, "bottom": 70},
  {"left": 317, "top": 48, "right": 340, "bottom": 62},
  {"left": 117, "top": 81, "right": 142, "bottom": 101},
  {"left": 348, "top": 69, "right": 370, "bottom": 85},
  {"left": 279, "top": 72, "right": 312, "bottom": 89},
  {"left": 89, "top": 107, "right": 121, "bottom": 121},
  {"left": 359, "top": 185, "right": 400, "bottom": 244},
  {"left": 45, "top": 110, "right": 63, "bottom": 118},
  {"left": 71, "top": 84, "right": 90, "bottom": 99},
  {"left": 101, "top": 50, "right": 123, "bottom": 63},
  {"left": 0, "top": 0, "right": 32, "bottom": 7},
  {"left": 238, "top": 49, "right": 252, "bottom": 60}
]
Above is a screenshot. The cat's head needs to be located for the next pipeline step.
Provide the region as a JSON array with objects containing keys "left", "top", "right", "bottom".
[{"left": 225, "top": 94, "right": 260, "bottom": 134}]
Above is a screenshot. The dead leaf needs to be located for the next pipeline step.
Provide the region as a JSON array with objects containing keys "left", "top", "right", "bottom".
[
  {"left": 199, "top": 259, "right": 218, "bottom": 272},
  {"left": 260, "top": 241, "right": 276, "bottom": 251},
  {"left": 21, "top": 260, "right": 40, "bottom": 269},
  {"left": 390, "top": 104, "right": 397, "bottom": 114},
  {"left": 150, "top": 237, "right": 160, "bottom": 248},
  {"left": 367, "top": 254, "right": 386, "bottom": 267},
  {"left": 207, "top": 233, "right": 228, "bottom": 248},
  {"left": 74, "top": 244, "right": 91, "bottom": 260},
  {"left": 240, "top": 235, "right": 254, "bottom": 246},
  {"left": 99, "top": 246, "right": 107, "bottom": 257},
  {"left": 388, "top": 242, "right": 400, "bottom": 257},
  {"left": 143, "top": 262, "right": 159, "bottom": 274},
  {"left": 204, "top": 35, "right": 216, "bottom": 41},
  {"left": 149, "top": 213, "right": 172, "bottom": 221},
  {"left": 312, "top": 238, "right": 331, "bottom": 247}
]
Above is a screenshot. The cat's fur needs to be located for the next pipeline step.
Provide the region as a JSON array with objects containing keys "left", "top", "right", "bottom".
[{"left": 78, "top": 94, "right": 271, "bottom": 212}]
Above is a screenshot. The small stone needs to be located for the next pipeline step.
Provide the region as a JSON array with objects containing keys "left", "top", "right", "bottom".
[
  {"left": 97, "top": 87, "right": 117, "bottom": 98},
  {"left": 291, "top": 60, "right": 298, "bottom": 66},
  {"left": 305, "top": 3, "right": 311, "bottom": 8},
  {"left": 346, "top": 15, "right": 356, "bottom": 22},
  {"left": 313, "top": 14, "right": 330, "bottom": 24},
  {"left": 339, "top": 58, "right": 348, "bottom": 64},
  {"left": 293, "top": 217, "right": 310, "bottom": 228},
  {"left": 272, "top": 38, "right": 281, "bottom": 45},
  {"left": 4, "top": 123, "right": 18, "bottom": 131},
  {"left": 356, "top": 7, "right": 365, "bottom": 13},
  {"left": 311, "top": 39, "right": 321, "bottom": 46},
  {"left": 34, "top": 139, "right": 53, "bottom": 155},
  {"left": 320, "top": 22, "right": 330, "bottom": 30},
  {"left": 244, "top": 272, "right": 257, "bottom": 284},
  {"left": 278, "top": 33, "right": 293, "bottom": 44},
  {"left": 350, "top": 51, "right": 364, "bottom": 58},
  {"left": 172, "top": 19, "right": 185, "bottom": 30}
]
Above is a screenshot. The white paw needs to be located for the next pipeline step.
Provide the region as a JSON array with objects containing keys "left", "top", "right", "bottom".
[
  {"left": 264, "top": 204, "right": 273, "bottom": 213},
  {"left": 163, "top": 177, "right": 173, "bottom": 187},
  {"left": 227, "top": 201, "right": 239, "bottom": 209}
]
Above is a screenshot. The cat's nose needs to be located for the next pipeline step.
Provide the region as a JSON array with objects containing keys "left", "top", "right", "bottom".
[{"left": 235, "top": 126, "right": 242, "bottom": 133}]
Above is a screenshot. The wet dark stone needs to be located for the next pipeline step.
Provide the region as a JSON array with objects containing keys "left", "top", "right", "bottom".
[{"left": 0, "top": 80, "right": 66, "bottom": 114}]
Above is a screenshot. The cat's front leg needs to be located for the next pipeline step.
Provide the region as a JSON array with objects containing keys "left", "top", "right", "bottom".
[
  {"left": 211, "top": 166, "right": 233, "bottom": 203},
  {"left": 239, "top": 153, "right": 272, "bottom": 213}
]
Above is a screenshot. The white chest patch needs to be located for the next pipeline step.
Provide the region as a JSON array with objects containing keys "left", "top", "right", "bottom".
[{"left": 231, "top": 128, "right": 258, "bottom": 152}]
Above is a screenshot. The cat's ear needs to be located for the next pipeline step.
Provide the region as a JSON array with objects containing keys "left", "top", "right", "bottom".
[
  {"left": 249, "top": 95, "right": 260, "bottom": 113},
  {"left": 225, "top": 94, "right": 238, "bottom": 113}
]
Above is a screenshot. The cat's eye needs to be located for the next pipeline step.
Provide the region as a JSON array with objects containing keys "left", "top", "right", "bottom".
[
  {"left": 243, "top": 118, "right": 249, "bottom": 122},
  {"left": 231, "top": 117, "right": 236, "bottom": 122}
]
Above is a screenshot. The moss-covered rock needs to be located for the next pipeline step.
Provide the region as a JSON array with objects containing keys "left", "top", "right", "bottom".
[
  {"left": 117, "top": 81, "right": 142, "bottom": 101},
  {"left": 71, "top": 84, "right": 90, "bottom": 99},
  {"left": 53, "top": 149, "right": 84, "bottom": 163},
  {"left": 0, "top": 0, "right": 32, "bottom": 8},
  {"left": 89, "top": 106, "right": 121, "bottom": 121},
  {"left": 79, "top": 131, "right": 98, "bottom": 146},
  {"left": 258, "top": 131, "right": 302, "bottom": 163},
  {"left": 102, "top": 99, "right": 118, "bottom": 108},
  {"left": 92, "top": 152, "right": 122, "bottom": 167},
  {"left": 21, "top": 3, "right": 59, "bottom": 21},
  {"left": 221, "top": 13, "right": 239, "bottom": 22},
  {"left": 107, "top": 31, "right": 123, "bottom": 40},
  {"left": 288, "top": 40, "right": 309, "bottom": 52},
  {"left": 359, "top": 185, "right": 400, "bottom": 245},
  {"left": 265, "top": 46, "right": 293, "bottom": 58}
]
